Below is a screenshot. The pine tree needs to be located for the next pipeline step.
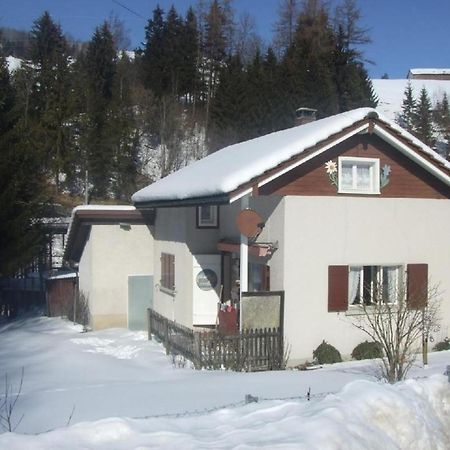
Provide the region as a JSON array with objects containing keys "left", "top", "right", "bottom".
[
  {"left": 261, "top": 47, "right": 292, "bottom": 131},
  {"left": 333, "top": 26, "right": 377, "bottom": 112},
  {"left": 273, "top": 0, "right": 300, "bottom": 57},
  {"left": 209, "top": 54, "right": 247, "bottom": 150},
  {"left": 203, "top": 0, "right": 229, "bottom": 132},
  {"left": 434, "top": 93, "right": 450, "bottom": 136},
  {"left": 235, "top": 12, "right": 262, "bottom": 66},
  {"left": 397, "top": 82, "right": 416, "bottom": 132},
  {"left": 414, "top": 87, "right": 434, "bottom": 146},
  {"left": 141, "top": 6, "right": 166, "bottom": 95},
  {"left": 28, "top": 11, "right": 73, "bottom": 189},
  {"left": 179, "top": 7, "right": 200, "bottom": 105},
  {"left": 0, "top": 50, "right": 48, "bottom": 275},
  {"left": 284, "top": 0, "right": 339, "bottom": 117},
  {"left": 84, "top": 22, "right": 118, "bottom": 198},
  {"left": 110, "top": 52, "right": 139, "bottom": 200}
]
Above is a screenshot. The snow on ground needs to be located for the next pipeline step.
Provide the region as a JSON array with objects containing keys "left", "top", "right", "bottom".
[{"left": 0, "top": 316, "right": 449, "bottom": 449}]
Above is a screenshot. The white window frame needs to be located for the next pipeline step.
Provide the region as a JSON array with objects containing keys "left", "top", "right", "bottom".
[
  {"left": 338, "top": 156, "right": 380, "bottom": 195},
  {"left": 196, "top": 205, "right": 219, "bottom": 228},
  {"left": 348, "top": 265, "right": 403, "bottom": 307}
]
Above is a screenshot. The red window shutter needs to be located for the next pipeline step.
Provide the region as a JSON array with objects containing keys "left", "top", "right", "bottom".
[
  {"left": 407, "top": 264, "right": 428, "bottom": 309},
  {"left": 328, "top": 266, "right": 349, "bottom": 312},
  {"left": 170, "top": 254, "right": 175, "bottom": 290}
]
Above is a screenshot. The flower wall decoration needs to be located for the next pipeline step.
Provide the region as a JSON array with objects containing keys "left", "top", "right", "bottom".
[
  {"left": 380, "top": 164, "right": 391, "bottom": 188},
  {"left": 325, "top": 160, "right": 338, "bottom": 186}
]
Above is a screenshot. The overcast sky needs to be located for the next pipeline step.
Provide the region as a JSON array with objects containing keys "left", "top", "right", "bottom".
[{"left": 1, "top": 0, "right": 449, "bottom": 79}]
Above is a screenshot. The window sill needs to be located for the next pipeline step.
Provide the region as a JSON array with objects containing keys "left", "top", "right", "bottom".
[
  {"left": 346, "top": 304, "right": 398, "bottom": 315},
  {"left": 160, "top": 286, "right": 176, "bottom": 296},
  {"left": 338, "top": 189, "right": 380, "bottom": 195}
]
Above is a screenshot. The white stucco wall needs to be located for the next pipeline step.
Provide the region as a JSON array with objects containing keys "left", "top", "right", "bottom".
[
  {"left": 282, "top": 196, "right": 450, "bottom": 363},
  {"left": 152, "top": 207, "right": 193, "bottom": 327},
  {"left": 78, "top": 229, "right": 93, "bottom": 308},
  {"left": 79, "top": 223, "right": 154, "bottom": 329}
]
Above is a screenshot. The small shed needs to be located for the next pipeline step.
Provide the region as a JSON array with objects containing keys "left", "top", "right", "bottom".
[{"left": 46, "top": 272, "right": 77, "bottom": 318}]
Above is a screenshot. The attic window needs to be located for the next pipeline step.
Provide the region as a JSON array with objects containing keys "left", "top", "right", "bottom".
[{"left": 338, "top": 157, "right": 380, "bottom": 195}]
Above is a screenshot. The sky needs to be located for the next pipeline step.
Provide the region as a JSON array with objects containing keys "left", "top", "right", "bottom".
[{"left": 1, "top": 0, "right": 450, "bottom": 79}]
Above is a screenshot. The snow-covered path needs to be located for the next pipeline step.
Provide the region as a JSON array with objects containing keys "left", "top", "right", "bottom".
[{"left": 0, "top": 316, "right": 449, "bottom": 449}]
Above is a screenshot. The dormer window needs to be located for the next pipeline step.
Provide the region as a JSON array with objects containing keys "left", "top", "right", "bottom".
[{"left": 338, "top": 157, "right": 380, "bottom": 195}]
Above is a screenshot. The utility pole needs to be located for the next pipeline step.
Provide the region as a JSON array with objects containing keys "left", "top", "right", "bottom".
[{"left": 84, "top": 169, "right": 89, "bottom": 204}]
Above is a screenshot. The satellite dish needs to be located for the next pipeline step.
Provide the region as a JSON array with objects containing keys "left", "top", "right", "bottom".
[{"left": 236, "top": 209, "right": 264, "bottom": 238}]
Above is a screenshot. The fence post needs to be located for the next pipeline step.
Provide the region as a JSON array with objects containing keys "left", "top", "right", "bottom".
[
  {"left": 164, "top": 317, "right": 170, "bottom": 355},
  {"left": 147, "top": 308, "right": 152, "bottom": 341},
  {"left": 193, "top": 332, "right": 202, "bottom": 370}
]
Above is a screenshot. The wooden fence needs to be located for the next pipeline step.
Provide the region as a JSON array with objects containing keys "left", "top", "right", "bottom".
[{"left": 147, "top": 308, "right": 284, "bottom": 371}]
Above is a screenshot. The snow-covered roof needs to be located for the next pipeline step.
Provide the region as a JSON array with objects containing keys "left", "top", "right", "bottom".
[
  {"left": 409, "top": 68, "right": 450, "bottom": 76},
  {"left": 132, "top": 108, "right": 450, "bottom": 206},
  {"left": 373, "top": 78, "right": 450, "bottom": 121}
]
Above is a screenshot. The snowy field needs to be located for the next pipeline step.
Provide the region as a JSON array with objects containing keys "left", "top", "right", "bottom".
[{"left": 0, "top": 316, "right": 449, "bottom": 449}]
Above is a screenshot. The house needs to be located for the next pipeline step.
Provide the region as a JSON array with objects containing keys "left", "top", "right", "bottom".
[
  {"left": 64, "top": 205, "right": 155, "bottom": 330},
  {"left": 132, "top": 107, "right": 450, "bottom": 364},
  {"left": 407, "top": 68, "right": 450, "bottom": 81}
]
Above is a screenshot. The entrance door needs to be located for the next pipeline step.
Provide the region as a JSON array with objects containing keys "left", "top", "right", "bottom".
[
  {"left": 128, "top": 275, "right": 153, "bottom": 330},
  {"left": 193, "top": 255, "right": 221, "bottom": 325}
]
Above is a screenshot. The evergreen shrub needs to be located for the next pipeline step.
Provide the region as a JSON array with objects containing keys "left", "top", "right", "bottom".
[
  {"left": 433, "top": 338, "right": 450, "bottom": 352},
  {"left": 313, "top": 340, "right": 342, "bottom": 364},
  {"left": 351, "top": 341, "right": 383, "bottom": 360}
]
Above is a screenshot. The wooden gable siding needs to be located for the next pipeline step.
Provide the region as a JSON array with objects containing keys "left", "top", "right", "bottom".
[{"left": 259, "top": 134, "right": 450, "bottom": 199}]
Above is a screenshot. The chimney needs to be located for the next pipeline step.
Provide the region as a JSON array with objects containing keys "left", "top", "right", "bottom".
[{"left": 295, "top": 107, "right": 317, "bottom": 126}]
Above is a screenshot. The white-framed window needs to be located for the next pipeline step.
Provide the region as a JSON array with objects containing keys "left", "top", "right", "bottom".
[
  {"left": 196, "top": 205, "right": 219, "bottom": 228},
  {"left": 338, "top": 157, "right": 380, "bottom": 194},
  {"left": 348, "top": 265, "right": 403, "bottom": 306}
]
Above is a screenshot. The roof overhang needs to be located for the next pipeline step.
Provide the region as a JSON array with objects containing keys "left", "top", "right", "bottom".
[
  {"left": 373, "top": 124, "right": 450, "bottom": 186},
  {"left": 134, "top": 193, "right": 231, "bottom": 210},
  {"left": 64, "top": 207, "right": 155, "bottom": 264}
]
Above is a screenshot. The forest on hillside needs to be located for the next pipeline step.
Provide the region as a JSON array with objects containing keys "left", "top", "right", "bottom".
[{"left": 0, "top": 0, "right": 378, "bottom": 274}]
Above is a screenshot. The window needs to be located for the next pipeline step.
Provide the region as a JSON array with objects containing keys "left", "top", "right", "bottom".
[
  {"left": 160, "top": 253, "right": 175, "bottom": 293},
  {"left": 328, "top": 264, "right": 427, "bottom": 313},
  {"left": 348, "top": 265, "right": 402, "bottom": 306},
  {"left": 196, "top": 205, "right": 219, "bottom": 228},
  {"left": 248, "top": 263, "right": 270, "bottom": 292},
  {"left": 338, "top": 157, "right": 380, "bottom": 194}
]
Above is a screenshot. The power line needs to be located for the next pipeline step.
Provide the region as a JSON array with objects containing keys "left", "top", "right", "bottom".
[{"left": 111, "top": 0, "right": 146, "bottom": 20}]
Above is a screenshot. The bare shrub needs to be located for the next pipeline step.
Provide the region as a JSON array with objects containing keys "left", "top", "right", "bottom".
[
  {"left": 0, "top": 368, "right": 25, "bottom": 432},
  {"left": 351, "top": 282, "right": 441, "bottom": 383}
]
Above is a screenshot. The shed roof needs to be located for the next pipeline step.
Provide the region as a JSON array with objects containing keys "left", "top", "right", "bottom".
[
  {"left": 408, "top": 68, "right": 450, "bottom": 76},
  {"left": 132, "top": 108, "right": 450, "bottom": 208},
  {"left": 64, "top": 205, "right": 155, "bottom": 263}
]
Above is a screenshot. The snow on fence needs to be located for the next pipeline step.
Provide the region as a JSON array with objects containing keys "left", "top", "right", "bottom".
[{"left": 147, "top": 308, "right": 284, "bottom": 371}]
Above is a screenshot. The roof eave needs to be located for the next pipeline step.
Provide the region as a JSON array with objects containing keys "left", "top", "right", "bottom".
[{"left": 133, "top": 193, "right": 231, "bottom": 209}]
